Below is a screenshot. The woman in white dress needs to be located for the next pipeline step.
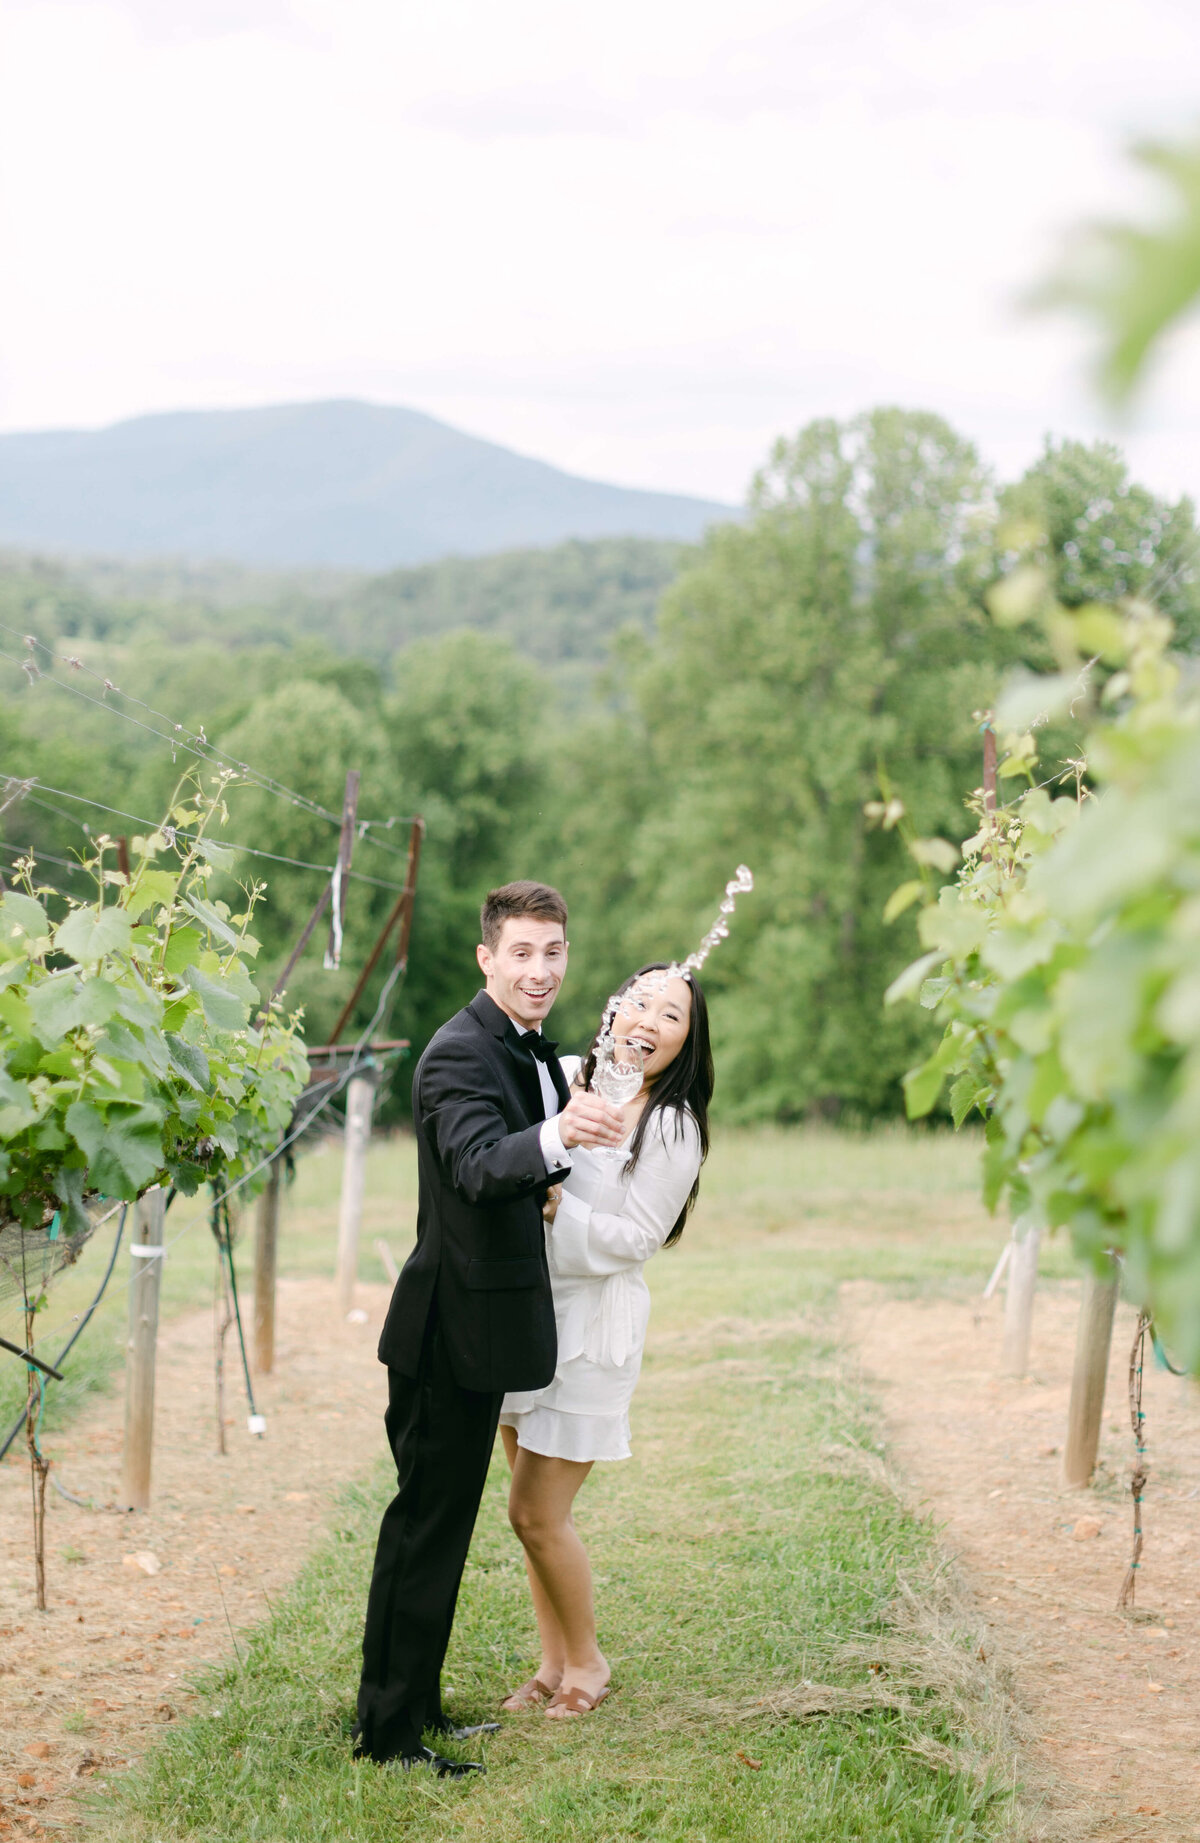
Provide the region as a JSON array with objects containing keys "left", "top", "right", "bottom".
[{"left": 498, "top": 963, "right": 713, "bottom": 1719}]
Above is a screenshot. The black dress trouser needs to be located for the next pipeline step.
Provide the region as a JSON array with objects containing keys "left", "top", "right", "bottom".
[{"left": 355, "top": 1309, "right": 503, "bottom": 1761}]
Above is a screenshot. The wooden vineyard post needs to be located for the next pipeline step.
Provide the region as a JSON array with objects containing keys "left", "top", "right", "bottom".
[
  {"left": 121, "top": 1187, "right": 166, "bottom": 1511},
  {"left": 1062, "top": 1255, "right": 1120, "bottom": 1487},
  {"left": 336, "top": 1070, "right": 376, "bottom": 1318},
  {"left": 253, "top": 1155, "right": 283, "bottom": 1374},
  {"left": 1001, "top": 1215, "right": 1041, "bottom": 1377}
]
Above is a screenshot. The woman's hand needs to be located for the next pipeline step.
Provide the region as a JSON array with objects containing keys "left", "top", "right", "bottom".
[{"left": 543, "top": 1184, "right": 563, "bottom": 1225}]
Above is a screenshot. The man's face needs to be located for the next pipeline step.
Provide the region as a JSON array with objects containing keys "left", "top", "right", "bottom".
[{"left": 476, "top": 917, "right": 568, "bottom": 1030}]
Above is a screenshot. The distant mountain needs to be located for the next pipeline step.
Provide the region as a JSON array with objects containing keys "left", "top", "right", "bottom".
[{"left": 0, "top": 400, "right": 735, "bottom": 569}]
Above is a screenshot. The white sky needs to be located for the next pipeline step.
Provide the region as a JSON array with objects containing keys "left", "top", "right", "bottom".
[{"left": 1, "top": 0, "right": 1198, "bottom": 505}]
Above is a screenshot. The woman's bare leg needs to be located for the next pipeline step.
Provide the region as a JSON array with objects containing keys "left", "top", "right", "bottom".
[
  {"left": 505, "top": 1439, "right": 609, "bottom": 1715},
  {"left": 499, "top": 1427, "right": 567, "bottom": 1703}
]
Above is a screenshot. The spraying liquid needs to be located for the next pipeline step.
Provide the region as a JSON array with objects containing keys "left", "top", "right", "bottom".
[{"left": 595, "top": 865, "right": 755, "bottom": 1052}]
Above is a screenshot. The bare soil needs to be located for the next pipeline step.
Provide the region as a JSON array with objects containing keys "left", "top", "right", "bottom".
[
  {"left": 0, "top": 1275, "right": 393, "bottom": 1839},
  {"left": 843, "top": 1279, "right": 1200, "bottom": 1843}
]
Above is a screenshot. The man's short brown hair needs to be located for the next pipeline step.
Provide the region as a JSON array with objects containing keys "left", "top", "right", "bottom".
[{"left": 480, "top": 881, "right": 568, "bottom": 950}]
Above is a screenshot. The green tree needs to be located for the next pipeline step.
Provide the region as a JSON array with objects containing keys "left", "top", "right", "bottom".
[
  {"left": 554, "top": 409, "right": 1011, "bottom": 1116},
  {"left": 1001, "top": 438, "right": 1200, "bottom": 650},
  {"left": 216, "top": 681, "right": 397, "bottom": 1048},
  {"left": 386, "top": 631, "right": 552, "bottom": 887},
  {"left": 381, "top": 632, "right": 561, "bottom": 1081}
]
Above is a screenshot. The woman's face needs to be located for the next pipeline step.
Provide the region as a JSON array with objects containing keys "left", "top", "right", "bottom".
[{"left": 612, "top": 974, "right": 692, "bottom": 1084}]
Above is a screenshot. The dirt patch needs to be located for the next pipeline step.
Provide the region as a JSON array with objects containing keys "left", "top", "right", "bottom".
[
  {"left": 0, "top": 1275, "right": 393, "bottom": 1839},
  {"left": 843, "top": 1279, "right": 1200, "bottom": 1842}
]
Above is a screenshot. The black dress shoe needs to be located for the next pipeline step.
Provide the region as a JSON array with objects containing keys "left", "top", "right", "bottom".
[{"left": 401, "top": 1746, "right": 486, "bottom": 1779}]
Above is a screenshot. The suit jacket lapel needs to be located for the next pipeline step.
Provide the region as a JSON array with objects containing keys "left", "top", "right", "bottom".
[
  {"left": 548, "top": 1052, "right": 571, "bottom": 1111},
  {"left": 468, "top": 989, "right": 564, "bottom": 1123},
  {"left": 503, "top": 1034, "right": 545, "bottom": 1124}
]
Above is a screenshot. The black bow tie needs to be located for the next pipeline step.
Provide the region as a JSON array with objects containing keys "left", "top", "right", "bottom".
[{"left": 514, "top": 1030, "right": 558, "bottom": 1066}]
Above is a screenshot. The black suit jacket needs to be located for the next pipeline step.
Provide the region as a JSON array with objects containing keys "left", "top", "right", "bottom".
[{"left": 377, "top": 990, "right": 571, "bottom": 1393}]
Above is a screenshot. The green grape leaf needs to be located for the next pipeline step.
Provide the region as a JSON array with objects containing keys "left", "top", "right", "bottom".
[
  {"left": 1026, "top": 1050, "right": 1067, "bottom": 1126},
  {"left": 949, "top": 1071, "right": 988, "bottom": 1128},
  {"left": 981, "top": 1134, "right": 1008, "bottom": 1213},
  {"left": 0, "top": 893, "right": 50, "bottom": 949},
  {"left": 51, "top": 1164, "right": 93, "bottom": 1238},
  {"left": 111, "top": 975, "right": 161, "bottom": 1033},
  {"left": 910, "top": 837, "right": 960, "bottom": 874},
  {"left": 0, "top": 988, "right": 36, "bottom": 1046},
  {"left": 0, "top": 1069, "right": 37, "bottom": 1137},
  {"left": 183, "top": 965, "right": 251, "bottom": 1032},
  {"left": 903, "top": 1059, "right": 946, "bottom": 1119},
  {"left": 194, "top": 838, "right": 236, "bottom": 873},
  {"left": 123, "top": 868, "right": 180, "bottom": 923},
  {"left": 55, "top": 906, "right": 133, "bottom": 967},
  {"left": 918, "top": 893, "right": 987, "bottom": 958},
  {"left": 165, "top": 1032, "right": 211, "bottom": 1092},
  {"left": 64, "top": 1099, "right": 165, "bottom": 1197},
  {"left": 179, "top": 894, "right": 241, "bottom": 950},
  {"left": 27, "top": 974, "right": 120, "bottom": 1046},
  {"left": 883, "top": 880, "right": 927, "bottom": 925},
  {"left": 96, "top": 1022, "right": 169, "bottom": 1079},
  {"left": 885, "top": 950, "right": 943, "bottom": 1007},
  {"left": 163, "top": 926, "right": 204, "bottom": 975}
]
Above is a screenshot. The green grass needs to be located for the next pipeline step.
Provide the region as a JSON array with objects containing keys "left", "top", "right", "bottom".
[
  {"left": 3, "top": 1120, "right": 1079, "bottom": 1443},
  {"left": 85, "top": 1123, "right": 1040, "bottom": 1843}
]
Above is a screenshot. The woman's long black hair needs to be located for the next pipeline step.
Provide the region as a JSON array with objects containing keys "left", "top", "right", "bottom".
[{"left": 579, "top": 963, "right": 713, "bottom": 1247}]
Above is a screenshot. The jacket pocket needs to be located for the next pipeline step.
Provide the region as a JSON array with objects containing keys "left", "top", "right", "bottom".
[{"left": 464, "top": 1256, "right": 542, "bottom": 1291}]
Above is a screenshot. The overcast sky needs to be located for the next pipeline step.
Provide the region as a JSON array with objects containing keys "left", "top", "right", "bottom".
[{"left": 1, "top": 0, "right": 1198, "bottom": 504}]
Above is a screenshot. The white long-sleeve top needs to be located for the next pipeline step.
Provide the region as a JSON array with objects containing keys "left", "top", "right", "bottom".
[{"left": 501, "top": 1089, "right": 702, "bottom": 1435}]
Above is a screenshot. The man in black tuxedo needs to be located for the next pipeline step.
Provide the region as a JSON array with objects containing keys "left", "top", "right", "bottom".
[{"left": 354, "top": 880, "right": 624, "bottom": 1776}]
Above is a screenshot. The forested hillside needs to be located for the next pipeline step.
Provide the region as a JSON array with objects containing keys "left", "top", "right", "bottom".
[
  {"left": 1, "top": 535, "right": 683, "bottom": 690},
  {"left": 2, "top": 417, "right": 1196, "bottom": 1122}
]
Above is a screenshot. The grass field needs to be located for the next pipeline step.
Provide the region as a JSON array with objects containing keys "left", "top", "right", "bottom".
[
  {"left": 2, "top": 1119, "right": 1078, "bottom": 1441},
  {"left": 73, "top": 1122, "right": 1076, "bottom": 1842}
]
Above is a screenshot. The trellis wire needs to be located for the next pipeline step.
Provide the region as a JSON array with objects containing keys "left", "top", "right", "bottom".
[
  {"left": 1, "top": 776, "right": 412, "bottom": 894},
  {"left": 0, "top": 630, "right": 416, "bottom": 862},
  {"left": 0, "top": 627, "right": 341, "bottom": 824}
]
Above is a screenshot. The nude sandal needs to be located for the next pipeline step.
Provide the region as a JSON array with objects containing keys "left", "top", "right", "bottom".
[
  {"left": 545, "top": 1683, "right": 611, "bottom": 1718},
  {"left": 501, "top": 1676, "right": 555, "bottom": 1712}
]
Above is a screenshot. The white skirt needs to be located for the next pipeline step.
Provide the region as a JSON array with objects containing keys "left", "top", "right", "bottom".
[{"left": 498, "top": 1403, "right": 631, "bottom": 1463}]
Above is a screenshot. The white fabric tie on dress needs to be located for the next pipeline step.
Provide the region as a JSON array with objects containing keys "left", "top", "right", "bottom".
[{"left": 582, "top": 1268, "right": 639, "bottom": 1368}]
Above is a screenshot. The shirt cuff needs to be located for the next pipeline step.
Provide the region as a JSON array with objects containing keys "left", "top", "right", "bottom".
[
  {"left": 539, "top": 1114, "right": 573, "bottom": 1174},
  {"left": 548, "top": 1190, "right": 592, "bottom": 1275}
]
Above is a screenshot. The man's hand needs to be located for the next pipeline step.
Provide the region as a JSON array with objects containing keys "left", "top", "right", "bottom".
[{"left": 557, "top": 1090, "right": 626, "bottom": 1150}]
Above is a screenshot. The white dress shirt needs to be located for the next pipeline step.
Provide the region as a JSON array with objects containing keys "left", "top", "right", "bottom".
[{"left": 511, "top": 1021, "right": 573, "bottom": 1174}]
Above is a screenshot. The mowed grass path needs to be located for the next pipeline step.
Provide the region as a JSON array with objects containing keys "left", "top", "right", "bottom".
[{"left": 84, "top": 1125, "right": 1058, "bottom": 1841}]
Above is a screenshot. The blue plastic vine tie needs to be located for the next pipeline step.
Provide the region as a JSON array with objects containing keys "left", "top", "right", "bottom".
[{"left": 47, "top": 1211, "right": 61, "bottom": 1242}]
